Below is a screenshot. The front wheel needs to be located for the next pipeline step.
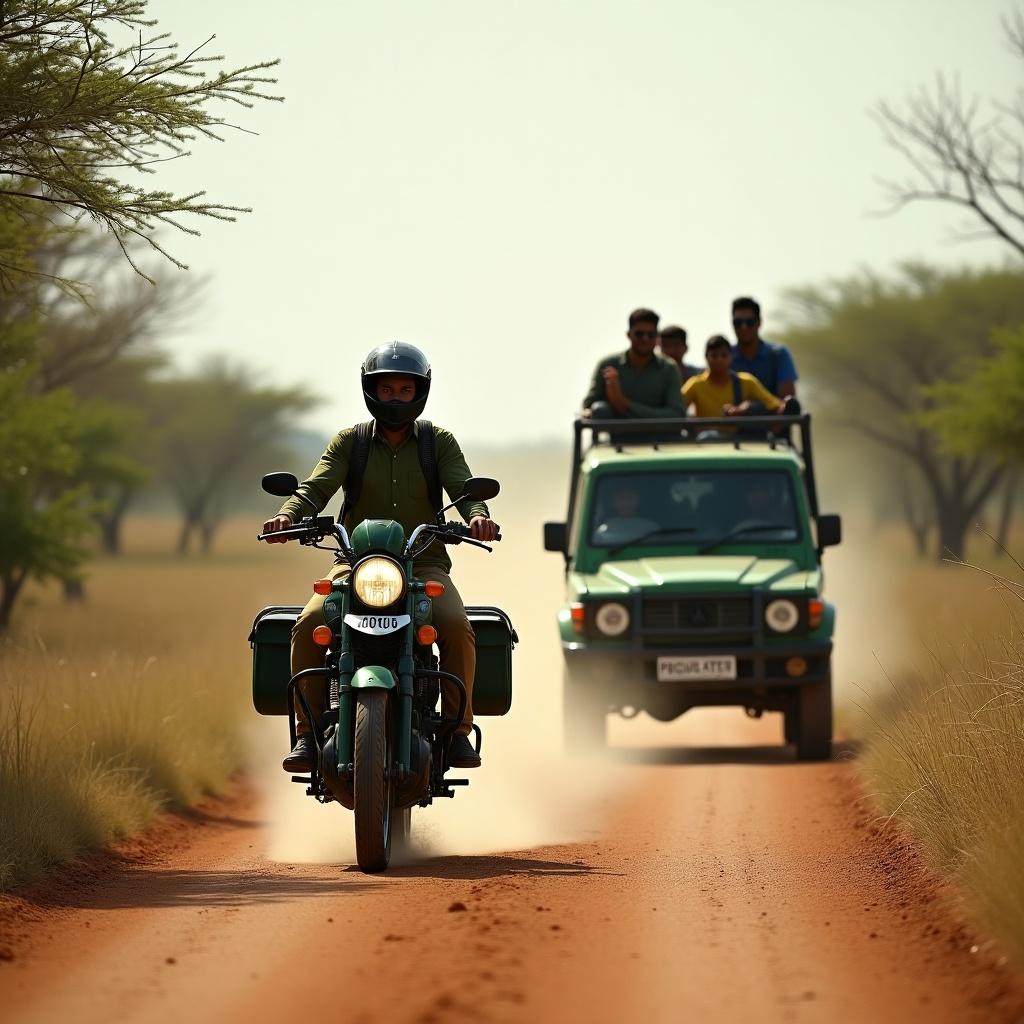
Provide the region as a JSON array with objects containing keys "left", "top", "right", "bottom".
[
  {"left": 795, "top": 680, "right": 832, "bottom": 761},
  {"left": 562, "top": 661, "right": 607, "bottom": 754},
  {"left": 353, "top": 689, "right": 394, "bottom": 872}
]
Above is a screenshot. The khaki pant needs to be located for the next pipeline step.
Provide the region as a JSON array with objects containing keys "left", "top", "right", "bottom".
[{"left": 291, "top": 563, "right": 476, "bottom": 737}]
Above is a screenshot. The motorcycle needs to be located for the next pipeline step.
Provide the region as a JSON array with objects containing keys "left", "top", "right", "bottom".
[{"left": 249, "top": 472, "right": 516, "bottom": 872}]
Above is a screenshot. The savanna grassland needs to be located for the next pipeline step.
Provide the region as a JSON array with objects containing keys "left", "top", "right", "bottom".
[
  {"left": 0, "top": 518, "right": 327, "bottom": 890},
  {"left": 855, "top": 548, "right": 1024, "bottom": 966}
]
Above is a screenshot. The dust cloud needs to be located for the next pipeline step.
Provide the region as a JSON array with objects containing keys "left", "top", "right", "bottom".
[{"left": 249, "top": 443, "right": 917, "bottom": 864}]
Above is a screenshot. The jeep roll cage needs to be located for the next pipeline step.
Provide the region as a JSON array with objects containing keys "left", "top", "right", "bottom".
[{"left": 546, "top": 414, "right": 837, "bottom": 566}]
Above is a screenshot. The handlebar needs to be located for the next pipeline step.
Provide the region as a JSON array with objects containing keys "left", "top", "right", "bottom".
[{"left": 438, "top": 521, "right": 502, "bottom": 544}]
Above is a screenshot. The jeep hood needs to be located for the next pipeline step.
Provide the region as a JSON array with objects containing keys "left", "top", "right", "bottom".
[{"left": 572, "top": 555, "right": 818, "bottom": 596}]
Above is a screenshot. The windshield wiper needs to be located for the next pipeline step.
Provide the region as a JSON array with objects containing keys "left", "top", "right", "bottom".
[
  {"left": 697, "top": 522, "right": 796, "bottom": 555},
  {"left": 606, "top": 526, "right": 696, "bottom": 556}
]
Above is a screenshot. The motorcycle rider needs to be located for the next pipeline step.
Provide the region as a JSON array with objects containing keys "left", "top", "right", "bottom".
[{"left": 261, "top": 343, "right": 500, "bottom": 773}]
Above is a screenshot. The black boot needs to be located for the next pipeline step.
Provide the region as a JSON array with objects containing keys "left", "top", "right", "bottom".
[
  {"left": 282, "top": 733, "right": 316, "bottom": 773},
  {"left": 447, "top": 733, "right": 481, "bottom": 769}
]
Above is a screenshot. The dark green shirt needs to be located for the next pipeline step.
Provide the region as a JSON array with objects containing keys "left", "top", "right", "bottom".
[
  {"left": 278, "top": 422, "right": 489, "bottom": 571},
  {"left": 583, "top": 350, "right": 685, "bottom": 418}
]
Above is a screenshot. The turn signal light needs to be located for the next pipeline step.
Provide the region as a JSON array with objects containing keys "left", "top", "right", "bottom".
[
  {"left": 417, "top": 625, "right": 438, "bottom": 646},
  {"left": 312, "top": 625, "right": 333, "bottom": 646},
  {"left": 313, "top": 579, "right": 333, "bottom": 596},
  {"left": 424, "top": 581, "right": 445, "bottom": 598},
  {"left": 570, "top": 604, "right": 585, "bottom": 636},
  {"left": 808, "top": 599, "right": 824, "bottom": 629}
]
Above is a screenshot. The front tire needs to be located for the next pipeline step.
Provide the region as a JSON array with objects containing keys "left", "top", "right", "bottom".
[
  {"left": 795, "top": 680, "right": 832, "bottom": 761},
  {"left": 562, "top": 661, "right": 607, "bottom": 754},
  {"left": 353, "top": 689, "right": 394, "bottom": 872}
]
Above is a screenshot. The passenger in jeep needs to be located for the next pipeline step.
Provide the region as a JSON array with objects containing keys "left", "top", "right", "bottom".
[
  {"left": 583, "top": 308, "right": 684, "bottom": 420},
  {"left": 683, "top": 335, "right": 784, "bottom": 430}
]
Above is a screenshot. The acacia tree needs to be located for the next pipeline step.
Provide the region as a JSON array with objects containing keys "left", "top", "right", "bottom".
[
  {"left": 876, "top": 8, "right": 1024, "bottom": 257},
  {"left": 155, "top": 360, "right": 313, "bottom": 555},
  {"left": 782, "top": 264, "right": 1024, "bottom": 560},
  {"left": 0, "top": 1, "right": 280, "bottom": 282}
]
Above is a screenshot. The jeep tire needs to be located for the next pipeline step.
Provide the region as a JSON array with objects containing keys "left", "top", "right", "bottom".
[
  {"left": 795, "top": 679, "right": 832, "bottom": 761},
  {"left": 562, "top": 661, "right": 607, "bottom": 754}
]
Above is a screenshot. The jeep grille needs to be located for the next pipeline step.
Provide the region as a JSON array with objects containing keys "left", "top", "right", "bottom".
[{"left": 642, "top": 597, "right": 753, "bottom": 636}]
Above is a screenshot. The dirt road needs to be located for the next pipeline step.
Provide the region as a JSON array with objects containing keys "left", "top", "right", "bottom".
[{"left": 2, "top": 706, "right": 1021, "bottom": 1024}]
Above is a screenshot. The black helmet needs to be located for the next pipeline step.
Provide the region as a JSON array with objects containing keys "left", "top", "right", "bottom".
[{"left": 360, "top": 341, "right": 432, "bottom": 428}]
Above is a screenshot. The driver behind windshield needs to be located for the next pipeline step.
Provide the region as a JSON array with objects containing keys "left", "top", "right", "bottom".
[
  {"left": 260, "top": 342, "right": 500, "bottom": 774},
  {"left": 592, "top": 482, "right": 660, "bottom": 547}
]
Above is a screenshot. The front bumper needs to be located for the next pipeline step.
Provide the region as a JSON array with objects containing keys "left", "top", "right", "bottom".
[{"left": 562, "top": 639, "right": 833, "bottom": 688}]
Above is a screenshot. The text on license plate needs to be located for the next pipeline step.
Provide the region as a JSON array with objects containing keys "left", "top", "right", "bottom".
[{"left": 657, "top": 655, "right": 737, "bottom": 682}]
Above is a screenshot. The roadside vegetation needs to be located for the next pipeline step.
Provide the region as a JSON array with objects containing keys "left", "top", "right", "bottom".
[
  {"left": 0, "top": 520, "right": 313, "bottom": 891},
  {"left": 857, "top": 554, "right": 1024, "bottom": 966}
]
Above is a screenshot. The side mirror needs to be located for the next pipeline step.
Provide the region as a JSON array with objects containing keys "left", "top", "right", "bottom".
[
  {"left": 262, "top": 472, "right": 300, "bottom": 498},
  {"left": 459, "top": 476, "right": 500, "bottom": 503},
  {"left": 817, "top": 513, "right": 842, "bottom": 549},
  {"left": 544, "top": 521, "right": 567, "bottom": 554}
]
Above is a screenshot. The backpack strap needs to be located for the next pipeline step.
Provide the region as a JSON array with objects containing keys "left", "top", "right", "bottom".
[
  {"left": 416, "top": 419, "right": 444, "bottom": 515},
  {"left": 339, "top": 420, "right": 374, "bottom": 524},
  {"left": 730, "top": 372, "right": 743, "bottom": 407}
]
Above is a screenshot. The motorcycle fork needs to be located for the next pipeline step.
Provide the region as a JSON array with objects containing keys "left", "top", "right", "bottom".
[{"left": 332, "top": 568, "right": 417, "bottom": 782}]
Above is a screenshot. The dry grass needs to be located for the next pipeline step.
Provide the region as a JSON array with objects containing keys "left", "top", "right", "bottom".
[
  {"left": 0, "top": 518, "right": 324, "bottom": 890},
  {"left": 859, "top": 557, "right": 1024, "bottom": 964}
]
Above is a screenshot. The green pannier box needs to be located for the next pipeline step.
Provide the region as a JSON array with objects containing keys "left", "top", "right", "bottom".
[{"left": 249, "top": 604, "right": 516, "bottom": 718}]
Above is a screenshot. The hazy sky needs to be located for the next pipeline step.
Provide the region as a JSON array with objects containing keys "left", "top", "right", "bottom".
[{"left": 151, "top": 0, "right": 1020, "bottom": 444}]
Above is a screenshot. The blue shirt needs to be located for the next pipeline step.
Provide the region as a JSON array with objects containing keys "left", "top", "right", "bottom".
[{"left": 730, "top": 339, "right": 798, "bottom": 396}]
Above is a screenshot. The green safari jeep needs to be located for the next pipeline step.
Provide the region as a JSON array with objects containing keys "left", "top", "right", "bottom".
[{"left": 543, "top": 415, "right": 841, "bottom": 760}]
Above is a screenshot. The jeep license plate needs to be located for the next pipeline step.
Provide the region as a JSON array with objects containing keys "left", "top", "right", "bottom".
[{"left": 657, "top": 655, "right": 737, "bottom": 682}]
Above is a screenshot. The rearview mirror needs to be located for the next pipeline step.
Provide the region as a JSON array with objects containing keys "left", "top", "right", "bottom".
[
  {"left": 817, "top": 513, "right": 842, "bottom": 549},
  {"left": 262, "top": 472, "right": 300, "bottom": 498},
  {"left": 544, "top": 521, "right": 567, "bottom": 554},
  {"left": 459, "top": 476, "right": 500, "bottom": 502}
]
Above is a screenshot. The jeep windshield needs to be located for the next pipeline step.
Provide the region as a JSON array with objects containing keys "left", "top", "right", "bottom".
[{"left": 588, "top": 470, "right": 801, "bottom": 551}]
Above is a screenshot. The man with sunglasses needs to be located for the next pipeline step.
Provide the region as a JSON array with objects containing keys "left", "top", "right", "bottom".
[
  {"left": 583, "top": 308, "right": 685, "bottom": 420},
  {"left": 730, "top": 296, "right": 798, "bottom": 400}
]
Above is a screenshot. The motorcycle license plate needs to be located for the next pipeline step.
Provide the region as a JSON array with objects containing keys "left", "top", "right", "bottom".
[
  {"left": 656, "top": 655, "right": 737, "bottom": 682},
  {"left": 344, "top": 613, "right": 411, "bottom": 635}
]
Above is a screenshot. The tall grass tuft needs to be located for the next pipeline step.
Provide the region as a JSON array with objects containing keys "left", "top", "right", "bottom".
[
  {"left": 0, "top": 518, "right": 317, "bottom": 891},
  {"left": 861, "top": 563, "right": 1024, "bottom": 964}
]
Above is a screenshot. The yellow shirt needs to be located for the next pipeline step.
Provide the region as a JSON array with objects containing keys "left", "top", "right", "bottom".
[{"left": 682, "top": 371, "right": 784, "bottom": 419}]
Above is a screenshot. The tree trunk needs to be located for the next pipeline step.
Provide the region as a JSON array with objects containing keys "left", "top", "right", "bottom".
[
  {"left": 935, "top": 507, "right": 974, "bottom": 562},
  {"left": 199, "top": 519, "right": 219, "bottom": 555},
  {"left": 0, "top": 571, "right": 26, "bottom": 633},
  {"left": 897, "top": 479, "right": 930, "bottom": 557},
  {"left": 177, "top": 516, "right": 199, "bottom": 556},
  {"left": 994, "top": 471, "right": 1018, "bottom": 555},
  {"left": 98, "top": 488, "right": 135, "bottom": 555}
]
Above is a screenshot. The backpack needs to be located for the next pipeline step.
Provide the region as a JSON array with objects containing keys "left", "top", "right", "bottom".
[{"left": 339, "top": 420, "right": 443, "bottom": 525}]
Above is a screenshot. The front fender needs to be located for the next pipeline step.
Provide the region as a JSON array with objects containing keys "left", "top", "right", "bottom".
[{"left": 350, "top": 665, "right": 397, "bottom": 690}]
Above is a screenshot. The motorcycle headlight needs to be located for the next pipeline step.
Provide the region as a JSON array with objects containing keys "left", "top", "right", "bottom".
[
  {"left": 594, "top": 602, "right": 630, "bottom": 637},
  {"left": 765, "top": 598, "right": 800, "bottom": 633},
  {"left": 352, "top": 557, "right": 406, "bottom": 609}
]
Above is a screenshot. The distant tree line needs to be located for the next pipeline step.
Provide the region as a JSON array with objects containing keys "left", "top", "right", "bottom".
[{"left": 0, "top": 199, "right": 312, "bottom": 631}]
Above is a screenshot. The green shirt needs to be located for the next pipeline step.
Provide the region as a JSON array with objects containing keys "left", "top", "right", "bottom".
[
  {"left": 278, "top": 422, "right": 489, "bottom": 571},
  {"left": 583, "top": 350, "right": 685, "bottom": 419}
]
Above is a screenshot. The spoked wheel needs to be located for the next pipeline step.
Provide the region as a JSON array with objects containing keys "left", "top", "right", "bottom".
[{"left": 353, "top": 689, "right": 394, "bottom": 872}]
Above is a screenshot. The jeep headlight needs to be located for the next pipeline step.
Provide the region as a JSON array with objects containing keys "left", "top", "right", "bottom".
[
  {"left": 765, "top": 598, "right": 800, "bottom": 633},
  {"left": 352, "top": 557, "right": 406, "bottom": 609},
  {"left": 594, "top": 602, "right": 630, "bottom": 637}
]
